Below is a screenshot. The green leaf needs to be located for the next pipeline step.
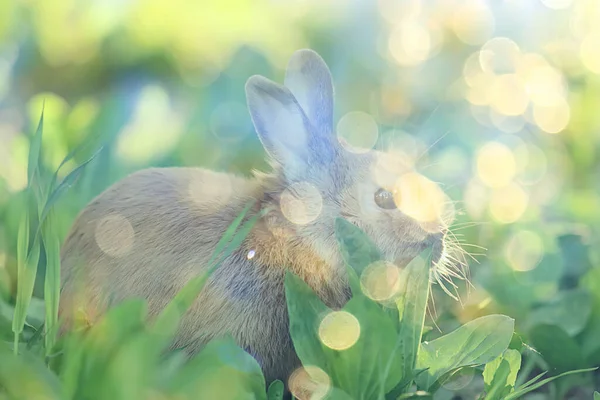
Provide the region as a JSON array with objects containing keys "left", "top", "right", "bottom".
[
  {"left": 63, "top": 299, "right": 148, "bottom": 398},
  {"left": 557, "top": 234, "right": 592, "bottom": 278},
  {"left": 0, "top": 342, "right": 61, "bottom": 399},
  {"left": 526, "top": 288, "right": 592, "bottom": 337},
  {"left": 385, "top": 248, "right": 432, "bottom": 397},
  {"left": 504, "top": 367, "right": 598, "bottom": 400},
  {"left": 267, "top": 380, "right": 284, "bottom": 400},
  {"left": 38, "top": 146, "right": 104, "bottom": 229},
  {"left": 42, "top": 210, "right": 61, "bottom": 354},
  {"left": 594, "top": 391, "right": 599, "bottom": 400},
  {"left": 482, "top": 349, "right": 522, "bottom": 399},
  {"left": 528, "top": 324, "right": 585, "bottom": 373},
  {"left": 415, "top": 314, "right": 514, "bottom": 390},
  {"left": 27, "top": 105, "right": 44, "bottom": 189},
  {"left": 580, "top": 267, "right": 600, "bottom": 364},
  {"left": 165, "top": 336, "right": 267, "bottom": 400},
  {"left": 335, "top": 217, "right": 381, "bottom": 294},
  {"left": 285, "top": 270, "right": 400, "bottom": 398},
  {"left": 12, "top": 229, "right": 41, "bottom": 350}
]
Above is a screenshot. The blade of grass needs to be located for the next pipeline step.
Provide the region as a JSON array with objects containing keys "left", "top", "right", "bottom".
[
  {"left": 27, "top": 103, "right": 44, "bottom": 189},
  {"left": 12, "top": 234, "right": 41, "bottom": 354},
  {"left": 42, "top": 209, "right": 61, "bottom": 355},
  {"left": 205, "top": 200, "right": 257, "bottom": 267},
  {"left": 37, "top": 146, "right": 104, "bottom": 234},
  {"left": 504, "top": 367, "right": 598, "bottom": 400},
  {"left": 12, "top": 210, "right": 31, "bottom": 353}
]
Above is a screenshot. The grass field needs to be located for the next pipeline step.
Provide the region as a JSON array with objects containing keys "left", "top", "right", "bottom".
[{"left": 1, "top": 1, "right": 600, "bottom": 399}]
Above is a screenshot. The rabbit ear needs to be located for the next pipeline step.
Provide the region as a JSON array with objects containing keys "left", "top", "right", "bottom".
[
  {"left": 284, "top": 49, "right": 334, "bottom": 136},
  {"left": 245, "top": 74, "right": 316, "bottom": 171}
]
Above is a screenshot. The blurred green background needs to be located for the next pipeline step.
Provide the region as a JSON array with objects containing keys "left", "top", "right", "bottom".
[{"left": 0, "top": 0, "right": 599, "bottom": 398}]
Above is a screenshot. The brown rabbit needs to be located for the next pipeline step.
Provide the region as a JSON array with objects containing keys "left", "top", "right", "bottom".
[{"left": 58, "top": 49, "right": 459, "bottom": 390}]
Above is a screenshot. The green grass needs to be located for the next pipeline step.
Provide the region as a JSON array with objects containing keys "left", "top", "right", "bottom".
[{"left": 0, "top": 110, "right": 596, "bottom": 399}]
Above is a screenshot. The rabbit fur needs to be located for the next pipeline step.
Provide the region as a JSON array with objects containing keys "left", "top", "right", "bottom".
[{"left": 58, "top": 49, "right": 454, "bottom": 390}]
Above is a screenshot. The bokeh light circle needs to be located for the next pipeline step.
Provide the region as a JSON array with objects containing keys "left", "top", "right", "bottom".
[
  {"left": 504, "top": 230, "right": 544, "bottom": 272},
  {"left": 318, "top": 311, "right": 361, "bottom": 351},
  {"left": 476, "top": 142, "right": 516, "bottom": 188},
  {"left": 95, "top": 214, "right": 135, "bottom": 257},
  {"left": 288, "top": 366, "right": 331, "bottom": 400},
  {"left": 280, "top": 182, "right": 323, "bottom": 225},
  {"left": 336, "top": 111, "right": 379, "bottom": 153},
  {"left": 360, "top": 261, "right": 402, "bottom": 302}
]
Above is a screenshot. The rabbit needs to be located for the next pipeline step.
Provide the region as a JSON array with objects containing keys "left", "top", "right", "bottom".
[{"left": 58, "top": 49, "right": 459, "bottom": 394}]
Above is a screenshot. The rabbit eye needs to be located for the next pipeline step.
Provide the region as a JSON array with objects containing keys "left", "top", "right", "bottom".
[{"left": 374, "top": 188, "right": 397, "bottom": 210}]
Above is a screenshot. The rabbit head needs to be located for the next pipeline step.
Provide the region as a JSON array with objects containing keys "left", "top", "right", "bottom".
[{"left": 245, "top": 49, "right": 465, "bottom": 295}]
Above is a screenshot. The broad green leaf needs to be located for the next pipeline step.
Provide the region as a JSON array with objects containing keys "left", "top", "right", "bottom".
[
  {"left": 526, "top": 288, "right": 592, "bottom": 337},
  {"left": 335, "top": 217, "right": 381, "bottom": 292},
  {"left": 164, "top": 336, "right": 267, "bottom": 400},
  {"left": 415, "top": 314, "right": 514, "bottom": 390},
  {"left": 557, "top": 234, "right": 592, "bottom": 278},
  {"left": 95, "top": 330, "right": 164, "bottom": 400},
  {"left": 483, "top": 360, "right": 511, "bottom": 400},
  {"left": 504, "top": 367, "right": 598, "bottom": 400},
  {"left": 482, "top": 349, "right": 521, "bottom": 400},
  {"left": 267, "top": 380, "right": 284, "bottom": 400},
  {"left": 528, "top": 324, "right": 585, "bottom": 373},
  {"left": 580, "top": 267, "right": 600, "bottom": 364},
  {"left": 594, "top": 391, "right": 599, "bottom": 400},
  {"left": 285, "top": 270, "right": 400, "bottom": 398},
  {"left": 67, "top": 299, "right": 148, "bottom": 398},
  {"left": 0, "top": 342, "right": 61, "bottom": 399},
  {"left": 385, "top": 248, "right": 432, "bottom": 397}
]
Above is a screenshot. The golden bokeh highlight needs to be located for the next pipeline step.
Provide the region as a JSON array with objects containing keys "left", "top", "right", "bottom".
[
  {"left": 288, "top": 366, "right": 331, "bottom": 400},
  {"left": 504, "top": 230, "right": 544, "bottom": 272},
  {"left": 489, "top": 183, "right": 528, "bottom": 224},
  {"left": 519, "top": 55, "right": 565, "bottom": 107},
  {"left": 94, "top": 214, "right": 135, "bottom": 257},
  {"left": 450, "top": 0, "right": 495, "bottom": 45},
  {"left": 336, "top": 111, "right": 379, "bottom": 154},
  {"left": 388, "top": 21, "right": 432, "bottom": 66},
  {"left": 479, "top": 37, "right": 521, "bottom": 74},
  {"left": 580, "top": 33, "right": 600, "bottom": 73},
  {"left": 462, "top": 37, "right": 571, "bottom": 134},
  {"left": 532, "top": 99, "right": 571, "bottom": 134},
  {"left": 280, "top": 182, "right": 323, "bottom": 225},
  {"left": 394, "top": 172, "right": 447, "bottom": 225},
  {"left": 371, "top": 150, "right": 413, "bottom": 190},
  {"left": 476, "top": 142, "right": 516, "bottom": 189},
  {"left": 318, "top": 311, "right": 361, "bottom": 351},
  {"left": 360, "top": 261, "right": 402, "bottom": 302},
  {"left": 489, "top": 74, "right": 528, "bottom": 116}
]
